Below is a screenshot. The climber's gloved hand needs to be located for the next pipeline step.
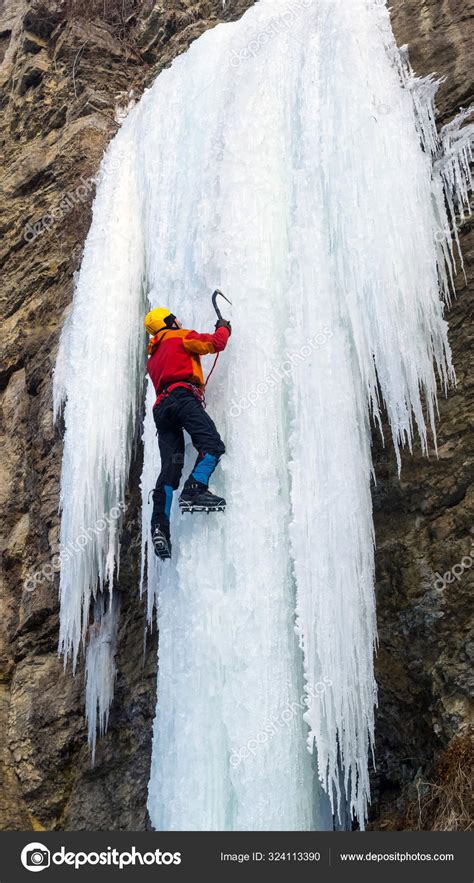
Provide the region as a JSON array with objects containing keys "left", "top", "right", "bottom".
[{"left": 215, "top": 318, "right": 232, "bottom": 335}]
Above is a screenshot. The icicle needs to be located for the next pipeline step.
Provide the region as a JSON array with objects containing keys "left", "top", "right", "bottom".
[
  {"left": 396, "top": 47, "right": 473, "bottom": 301},
  {"left": 85, "top": 593, "right": 120, "bottom": 763},
  {"left": 53, "top": 128, "right": 146, "bottom": 670},
  {"left": 139, "top": 377, "right": 162, "bottom": 628},
  {"left": 53, "top": 305, "right": 73, "bottom": 422},
  {"left": 435, "top": 107, "right": 474, "bottom": 275}
]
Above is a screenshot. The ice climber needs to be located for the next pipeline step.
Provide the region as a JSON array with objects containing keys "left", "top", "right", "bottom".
[{"left": 144, "top": 305, "right": 231, "bottom": 559}]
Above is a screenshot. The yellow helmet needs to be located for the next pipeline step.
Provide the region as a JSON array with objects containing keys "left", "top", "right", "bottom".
[{"left": 144, "top": 307, "right": 174, "bottom": 335}]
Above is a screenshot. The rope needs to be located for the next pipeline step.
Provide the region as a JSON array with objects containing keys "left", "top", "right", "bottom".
[{"left": 205, "top": 353, "right": 220, "bottom": 387}]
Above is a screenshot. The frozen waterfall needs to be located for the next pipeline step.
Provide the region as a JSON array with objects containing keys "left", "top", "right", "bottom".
[{"left": 53, "top": 0, "right": 472, "bottom": 830}]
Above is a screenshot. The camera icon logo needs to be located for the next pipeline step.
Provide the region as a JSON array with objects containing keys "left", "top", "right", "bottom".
[{"left": 20, "top": 843, "right": 51, "bottom": 872}]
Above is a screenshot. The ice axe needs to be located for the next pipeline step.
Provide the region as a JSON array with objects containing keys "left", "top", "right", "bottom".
[
  {"left": 206, "top": 290, "right": 232, "bottom": 389},
  {"left": 212, "top": 289, "right": 232, "bottom": 323}
]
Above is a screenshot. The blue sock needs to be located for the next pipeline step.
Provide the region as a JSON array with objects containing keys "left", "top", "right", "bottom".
[
  {"left": 164, "top": 484, "right": 174, "bottom": 518},
  {"left": 191, "top": 453, "right": 218, "bottom": 485}
]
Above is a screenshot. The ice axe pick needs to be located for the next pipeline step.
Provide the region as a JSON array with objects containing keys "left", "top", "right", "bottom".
[{"left": 212, "top": 289, "right": 232, "bottom": 323}]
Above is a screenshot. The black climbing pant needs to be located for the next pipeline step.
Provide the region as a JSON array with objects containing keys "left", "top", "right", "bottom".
[{"left": 151, "top": 386, "right": 225, "bottom": 535}]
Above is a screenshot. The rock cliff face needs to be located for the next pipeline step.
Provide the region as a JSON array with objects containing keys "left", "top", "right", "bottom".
[{"left": 0, "top": 0, "right": 471, "bottom": 830}]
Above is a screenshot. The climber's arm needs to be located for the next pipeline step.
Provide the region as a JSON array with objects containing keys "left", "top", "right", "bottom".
[{"left": 182, "top": 326, "right": 230, "bottom": 355}]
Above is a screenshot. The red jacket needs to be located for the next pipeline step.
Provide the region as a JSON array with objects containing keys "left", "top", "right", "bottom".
[{"left": 146, "top": 326, "right": 230, "bottom": 407}]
